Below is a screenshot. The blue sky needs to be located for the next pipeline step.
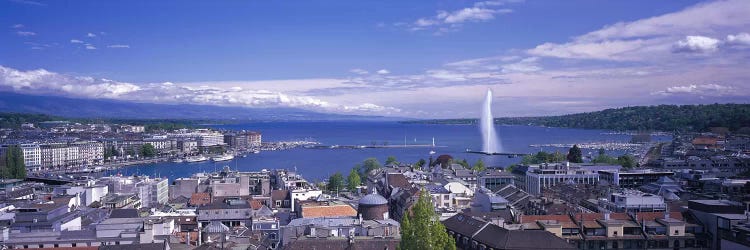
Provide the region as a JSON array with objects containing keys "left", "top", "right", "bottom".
[{"left": 1, "top": 0, "right": 749, "bottom": 118}]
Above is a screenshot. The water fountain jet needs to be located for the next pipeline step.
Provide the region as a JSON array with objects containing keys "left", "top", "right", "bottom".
[{"left": 480, "top": 89, "right": 502, "bottom": 154}]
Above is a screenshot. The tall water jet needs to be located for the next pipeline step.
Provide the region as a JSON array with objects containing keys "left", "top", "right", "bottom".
[{"left": 480, "top": 89, "right": 502, "bottom": 154}]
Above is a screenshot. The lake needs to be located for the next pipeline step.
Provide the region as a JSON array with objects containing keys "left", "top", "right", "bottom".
[{"left": 112, "top": 121, "right": 671, "bottom": 182}]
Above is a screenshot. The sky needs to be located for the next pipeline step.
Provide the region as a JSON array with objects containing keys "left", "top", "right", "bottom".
[{"left": 1, "top": 0, "right": 749, "bottom": 118}]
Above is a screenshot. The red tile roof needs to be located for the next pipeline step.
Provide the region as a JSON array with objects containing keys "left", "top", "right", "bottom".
[
  {"left": 300, "top": 204, "right": 357, "bottom": 218},
  {"left": 573, "top": 212, "right": 629, "bottom": 222},
  {"left": 635, "top": 212, "right": 683, "bottom": 221},
  {"left": 248, "top": 199, "right": 264, "bottom": 210},
  {"left": 189, "top": 192, "right": 211, "bottom": 206}
]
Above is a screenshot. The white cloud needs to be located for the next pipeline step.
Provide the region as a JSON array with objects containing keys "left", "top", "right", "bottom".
[
  {"left": 0, "top": 66, "right": 141, "bottom": 98},
  {"left": 70, "top": 39, "right": 84, "bottom": 44},
  {"left": 349, "top": 68, "right": 369, "bottom": 75},
  {"left": 16, "top": 31, "right": 36, "bottom": 36},
  {"left": 8, "top": 0, "right": 46, "bottom": 6},
  {"left": 0, "top": 65, "right": 403, "bottom": 116},
  {"left": 87, "top": 32, "right": 96, "bottom": 38},
  {"left": 107, "top": 44, "right": 130, "bottom": 49},
  {"left": 11, "top": 24, "right": 24, "bottom": 29},
  {"left": 344, "top": 103, "right": 401, "bottom": 113},
  {"left": 726, "top": 32, "right": 750, "bottom": 46},
  {"left": 673, "top": 35, "right": 721, "bottom": 53},
  {"left": 85, "top": 44, "right": 97, "bottom": 50},
  {"left": 405, "top": 1, "right": 517, "bottom": 33},
  {"left": 527, "top": 0, "right": 750, "bottom": 61},
  {"left": 376, "top": 69, "right": 390, "bottom": 75},
  {"left": 501, "top": 57, "right": 541, "bottom": 73},
  {"left": 652, "top": 84, "right": 735, "bottom": 96}
]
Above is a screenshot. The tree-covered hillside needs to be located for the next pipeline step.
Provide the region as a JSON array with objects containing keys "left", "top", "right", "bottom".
[
  {"left": 408, "top": 104, "right": 750, "bottom": 132},
  {"left": 0, "top": 113, "right": 61, "bottom": 128}
]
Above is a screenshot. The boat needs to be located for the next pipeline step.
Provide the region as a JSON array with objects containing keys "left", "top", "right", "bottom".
[
  {"left": 211, "top": 154, "right": 235, "bottom": 162},
  {"left": 185, "top": 156, "right": 208, "bottom": 163},
  {"left": 172, "top": 158, "right": 184, "bottom": 163},
  {"left": 252, "top": 150, "right": 260, "bottom": 154},
  {"left": 429, "top": 150, "right": 436, "bottom": 155}
]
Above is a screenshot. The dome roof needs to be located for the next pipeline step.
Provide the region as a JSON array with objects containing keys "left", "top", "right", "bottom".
[{"left": 359, "top": 193, "right": 388, "bottom": 206}]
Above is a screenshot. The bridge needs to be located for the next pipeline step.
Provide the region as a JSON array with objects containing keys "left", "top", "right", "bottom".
[{"left": 25, "top": 176, "right": 74, "bottom": 185}]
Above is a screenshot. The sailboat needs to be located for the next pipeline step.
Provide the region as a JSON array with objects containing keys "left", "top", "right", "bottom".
[{"left": 429, "top": 137, "right": 436, "bottom": 155}]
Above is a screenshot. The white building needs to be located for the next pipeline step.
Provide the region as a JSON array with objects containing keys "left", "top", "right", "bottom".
[
  {"left": 20, "top": 144, "right": 41, "bottom": 170},
  {"left": 524, "top": 163, "right": 604, "bottom": 195},
  {"left": 138, "top": 178, "right": 169, "bottom": 208},
  {"left": 598, "top": 190, "right": 666, "bottom": 213},
  {"left": 197, "top": 133, "right": 224, "bottom": 147}
]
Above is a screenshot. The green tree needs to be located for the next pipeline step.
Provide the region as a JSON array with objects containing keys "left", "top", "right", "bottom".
[
  {"left": 385, "top": 156, "right": 398, "bottom": 166},
  {"left": 141, "top": 143, "right": 156, "bottom": 158},
  {"left": 327, "top": 172, "right": 345, "bottom": 193},
  {"left": 2, "top": 145, "right": 26, "bottom": 179},
  {"left": 125, "top": 148, "right": 136, "bottom": 157},
  {"left": 471, "top": 159, "right": 486, "bottom": 172},
  {"left": 399, "top": 189, "right": 456, "bottom": 250},
  {"left": 618, "top": 155, "right": 637, "bottom": 169},
  {"left": 592, "top": 154, "right": 618, "bottom": 165},
  {"left": 457, "top": 159, "right": 469, "bottom": 169},
  {"left": 110, "top": 145, "right": 120, "bottom": 157},
  {"left": 347, "top": 168, "right": 361, "bottom": 191},
  {"left": 362, "top": 158, "right": 382, "bottom": 176},
  {"left": 520, "top": 151, "right": 567, "bottom": 165},
  {"left": 415, "top": 159, "right": 426, "bottom": 170},
  {"left": 567, "top": 144, "right": 583, "bottom": 163}
]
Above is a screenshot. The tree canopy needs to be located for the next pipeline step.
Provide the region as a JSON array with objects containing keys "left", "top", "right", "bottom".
[
  {"left": 327, "top": 172, "right": 345, "bottom": 193},
  {"left": 385, "top": 156, "right": 398, "bottom": 166},
  {"left": 521, "top": 151, "right": 567, "bottom": 165},
  {"left": 399, "top": 189, "right": 456, "bottom": 250},
  {"left": 471, "top": 159, "right": 486, "bottom": 172},
  {"left": 141, "top": 143, "right": 156, "bottom": 157},
  {"left": 347, "top": 168, "right": 361, "bottom": 191},
  {"left": 1, "top": 145, "right": 27, "bottom": 179},
  {"left": 567, "top": 144, "right": 583, "bottom": 163},
  {"left": 405, "top": 104, "right": 750, "bottom": 132}
]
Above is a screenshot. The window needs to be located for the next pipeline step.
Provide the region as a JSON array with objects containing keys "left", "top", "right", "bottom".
[{"left": 612, "top": 241, "right": 618, "bottom": 249}]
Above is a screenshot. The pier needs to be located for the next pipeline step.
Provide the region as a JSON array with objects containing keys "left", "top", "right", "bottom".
[
  {"left": 465, "top": 150, "right": 529, "bottom": 158},
  {"left": 305, "top": 144, "right": 444, "bottom": 149}
]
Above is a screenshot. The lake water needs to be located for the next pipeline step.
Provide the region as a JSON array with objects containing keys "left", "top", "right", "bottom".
[{"left": 112, "top": 121, "right": 671, "bottom": 182}]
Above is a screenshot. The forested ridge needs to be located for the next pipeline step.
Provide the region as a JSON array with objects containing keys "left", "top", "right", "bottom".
[{"left": 406, "top": 104, "right": 750, "bottom": 132}]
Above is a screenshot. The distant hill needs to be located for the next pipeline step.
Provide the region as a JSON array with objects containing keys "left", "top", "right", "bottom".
[
  {"left": 408, "top": 104, "right": 750, "bottom": 132},
  {"left": 0, "top": 92, "right": 395, "bottom": 121}
]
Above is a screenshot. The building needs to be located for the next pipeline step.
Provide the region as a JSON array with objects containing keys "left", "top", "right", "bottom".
[
  {"left": 598, "top": 169, "right": 675, "bottom": 189},
  {"left": 296, "top": 199, "right": 358, "bottom": 219},
  {"left": 478, "top": 170, "right": 515, "bottom": 192},
  {"left": 280, "top": 217, "right": 400, "bottom": 247},
  {"left": 196, "top": 199, "right": 253, "bottom": 227},
  {"left": 197, "top": 132, "right": 224, "bottom": 148},
  {"left": 37, "top": 142, "right": 104, "bottom": 170},
  {"left": 598, "top": 190, "right": 666, "bottom": 213},
  {"left": 139, "top": 178, "right": 169, "bottom": 208},
  {"left": 688, "top": 199, "right": 746, "bottom": 249},
  {"left": 223, "top": 131, "right": 262, "bottom": 149},
  {"left": 20, "top": 144, "right": 41, "bottom": 170},
  {"left": 100, "top": 176, "right": 169, "bottom": 208},
  {"left": 176, "top": 139, "right": 198, "bottom": 153},
  {"left": 443, "top": 213, "right": 576, "bottom": 250},
  {"left": 358, "top": 192, "right": 390, "bottom": 220},
  {"left": 0, "top": 144, "right": 41, "bottom": 171},
  {"left": 524, "top": 163, "right": 615, "bottom": 195}
]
